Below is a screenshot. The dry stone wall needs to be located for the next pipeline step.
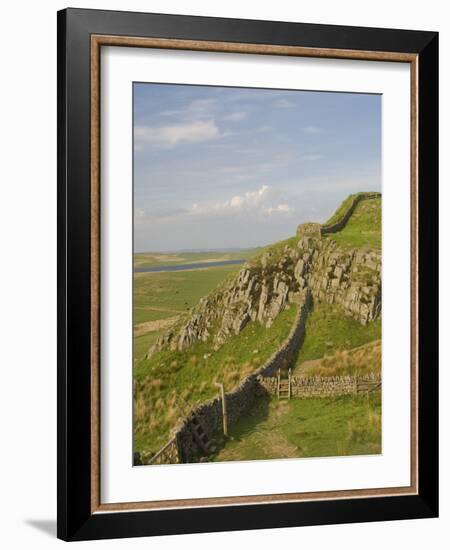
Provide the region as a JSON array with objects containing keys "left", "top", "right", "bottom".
[
  {"left": 320, "top": 192, "right": 381, "bottom": 235},
  {"left": 257, "top": 373, "right": 381, "bottom": 398},
  {"left": 148, "top": 370, "right": 381, "bottom": 464},
  {"left": 150, "top": 291, "right": 311, "bottom": 464},
  {"left": 148, "top": 436, "right": 180, "bottom": 465},
  {"left": 148, "top": 260, "right": 307, "bottom": 357},
  {"left": 148, "top": 192, "right": 381, "bottom": 357},
  {"left": 143, "top": 193, "right": 382, "bottom": 465},
  {"left": 296, "top": 222, "right": 322, "bottom": 239}
]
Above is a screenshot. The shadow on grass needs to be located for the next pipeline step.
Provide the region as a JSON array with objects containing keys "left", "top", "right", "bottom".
[
  {"left": 208, "top": 392, "right": 272, "bottom": 459},
  {"left": 230, "top": 393, "right": 272, "bottom": 440}
]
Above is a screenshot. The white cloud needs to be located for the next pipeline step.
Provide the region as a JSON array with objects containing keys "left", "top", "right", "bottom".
[
  {"left": 274, "top": 98, "right": 296, "bottom": 109},
  {"left": 134, "top": 206, "right": 190, "bottom": 225},
  {"left": 134, "top": 120, "right": 221, "bottom": 148},
  {"left": 223, "top": 111, "right": 247, "bottom": 122},
  {"left": 303, "top": 125, "right": 323, "bottom": 134},
  {"left": 254, "top": 125, "right": 272, "bottom": 133},
  {"left": 160, "top": 101, "right": 246, "bottom": 129},
  {"left": 190, "top": 185, "right": 293, "bottom": 217},
  {"left": 263, "top": 204, "right": 294, "bottom": 215},
  {"left": 300, "top": 154, "right": 323, "bottom": 161},
  {"left": 189, "top": 98, "right": 217, "bottom": 111},
  {"left": 161, "top": 98, "right": 218, "bottom": 118},
  {"left": 217, "top": 166, "right": 243, "bottom": 174}
]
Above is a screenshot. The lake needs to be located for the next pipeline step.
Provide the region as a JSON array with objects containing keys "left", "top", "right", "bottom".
[{"left": 134, "top": 259, "right": 246, "bottom": 273}]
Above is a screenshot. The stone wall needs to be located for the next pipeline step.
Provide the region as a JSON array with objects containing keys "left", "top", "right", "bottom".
[
  {"left": 148, "top": 436, "right": 180, "bottom": 465},
  {"left": 149, "top": 193, "right": 381, "bottom": 359},
  {"left": 173, "top": 375, "right": 259, "bottom": 462},
  {"left": 296, "top": 222, "right": 322, "bottom": 239},
  {"left": 152, "top": 291, "right": 312, "bottom": 464},
  {"left": 254, "top": 289, "right": 311, "bottom": 377},
  {"left": 257, "top": 373, "right": 381, "bottom": 398},
  {"left": 320, "top": 192, "right": 381, "bottom": 235},
  {"left": 142, "top": 192, "right": 383, "bottom": 466},
  {"left": 148, "top": 254, "right": 310, "bottom": 357},
  {"left": 148, "top": 370, "right": 381, "bottom": 464}
]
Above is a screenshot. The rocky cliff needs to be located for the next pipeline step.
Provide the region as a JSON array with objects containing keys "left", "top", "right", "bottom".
[{"left": 147, "top": 194, "right": 381, "bottom": 358}]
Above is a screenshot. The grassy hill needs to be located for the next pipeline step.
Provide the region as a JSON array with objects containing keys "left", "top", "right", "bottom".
[
  {"left": 324, "top": 195, "right": 381, "bottom": 249},
  {"left": 212, "top": 392, "right": 381, "bottom": 462},
  {"left": 134, "top": 304, "right": 298, "bottom": 454},
  {"left": 295, "top": 340, "right": 381, "bottom": 378},
  {"left": 293, "top": 303, "right": 381, "bottom": 370},
  {"left": 134, "top": 192, "right": 382, "bottom": 461}
]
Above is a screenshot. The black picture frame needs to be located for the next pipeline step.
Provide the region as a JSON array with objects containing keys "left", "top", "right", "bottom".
[{"left": 57, "top": 7, "right": 438, "bottom": 541}]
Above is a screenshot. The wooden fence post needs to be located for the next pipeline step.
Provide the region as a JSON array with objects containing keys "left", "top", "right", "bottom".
[
  {"left": 277, "top": 369, "right": 281, "bottom": 399},
  {"left": 288, "top": 368, "right": 292, "bottom": 400},
  {"left": 214, "top": 382, "right": 228, "bottom": 437}
]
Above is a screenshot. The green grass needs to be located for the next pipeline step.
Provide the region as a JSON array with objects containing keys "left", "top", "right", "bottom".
[
  {"left": 297, "top": 340, "right": 381, "bottom": 378},
  {"left": 133, "top": 265, "right": 241, "bottom": 326},
  {"left": 134, "top": 305, "right": 298, "bottom": 455},
  {"left": 133, "top": 307, "right": 178, "bottom": 326},
  {"left": 294, "top": 303, "right": 381, "bottom": 369},
  {"left": 324, "top": 193, "right": 359, "bottom": 226},
  {"left": 212, "top": 392, "right": 381, "bottom": 462},
  {"left": 134, "top": 330, "right": 166, "bottom": 362},
  {"left": 133, "top": 265, "right": 244, "bottom": 361},
  {"left": 325, "top": 198, "right": 381, "bottom": 250},
  {"left": 134, "top": 249, "right": 259, "bottom": 269},
  {"left": 132, "top": 192, "right": 383, "bottom": 460},
  {"left": 248, "top": 235, "right": 300, "bottom": 267}
]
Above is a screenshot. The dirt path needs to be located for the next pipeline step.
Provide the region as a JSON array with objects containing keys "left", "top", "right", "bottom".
[
  {"left": 134, "top": 316, "right": 179, "bottom": 337},
  {"left": 213, "top": 401, "right": 298, "bottom": 462},
  {"left": 261, "top": 402, "right": 299, "bottom": 457},
  {"left": 134, "top": 305, "right": 185, "bottom": 313}
]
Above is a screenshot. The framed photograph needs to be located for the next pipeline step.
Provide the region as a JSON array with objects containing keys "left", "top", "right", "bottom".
[{"left": 57, "top": 8, "right": 438, "bottom": 541}]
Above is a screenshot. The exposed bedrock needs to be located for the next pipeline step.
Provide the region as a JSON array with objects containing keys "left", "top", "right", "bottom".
[{"left": 147, "top": 228, "right": 381, "bottom": 359}]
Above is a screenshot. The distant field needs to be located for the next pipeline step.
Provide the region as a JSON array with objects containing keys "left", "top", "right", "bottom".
[
  {"left": 134, "top": 331, "right": 165, "bottom": 363},
  {"left": 134, "top": 249, "right": 259, "bottom": 269},
  {"left": 134, "top": 265, "right": 240, "bottom": 323},
  {"left": 133, "top": 264, "right": 242, "bottom": 361},
  {"left": 325, "top": 198, "right": 381, "bottom": 250},
  {"left": 212, "top": 392, "right": 381, "bottom": 462},
  {"left": 293, "top": 302, "right": 381, "bottom": 370}
]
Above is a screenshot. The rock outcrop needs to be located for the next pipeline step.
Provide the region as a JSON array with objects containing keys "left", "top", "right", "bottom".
[
  {"left": 297, "top": 236, "right": 381, "bottom": 325},
  {"left": 147, "top": 197, "right": 381, "bottom": 358},
  {"left": 147, "top": 253, "right": 305, "bottom": 356}
]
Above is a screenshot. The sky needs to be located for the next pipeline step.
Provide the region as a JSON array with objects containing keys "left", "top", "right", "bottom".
[{"left": 133, "top": 83, "right": 381, "bottom": 252}]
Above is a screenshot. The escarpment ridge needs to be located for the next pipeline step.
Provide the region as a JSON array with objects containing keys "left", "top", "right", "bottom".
[{"left": 147, "top": 192, "right": 381, "bottom": 359}]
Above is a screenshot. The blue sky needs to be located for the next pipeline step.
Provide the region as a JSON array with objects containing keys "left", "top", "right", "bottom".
[{"left": 134, "top": 83, "right": 381, "bottom": 252}]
